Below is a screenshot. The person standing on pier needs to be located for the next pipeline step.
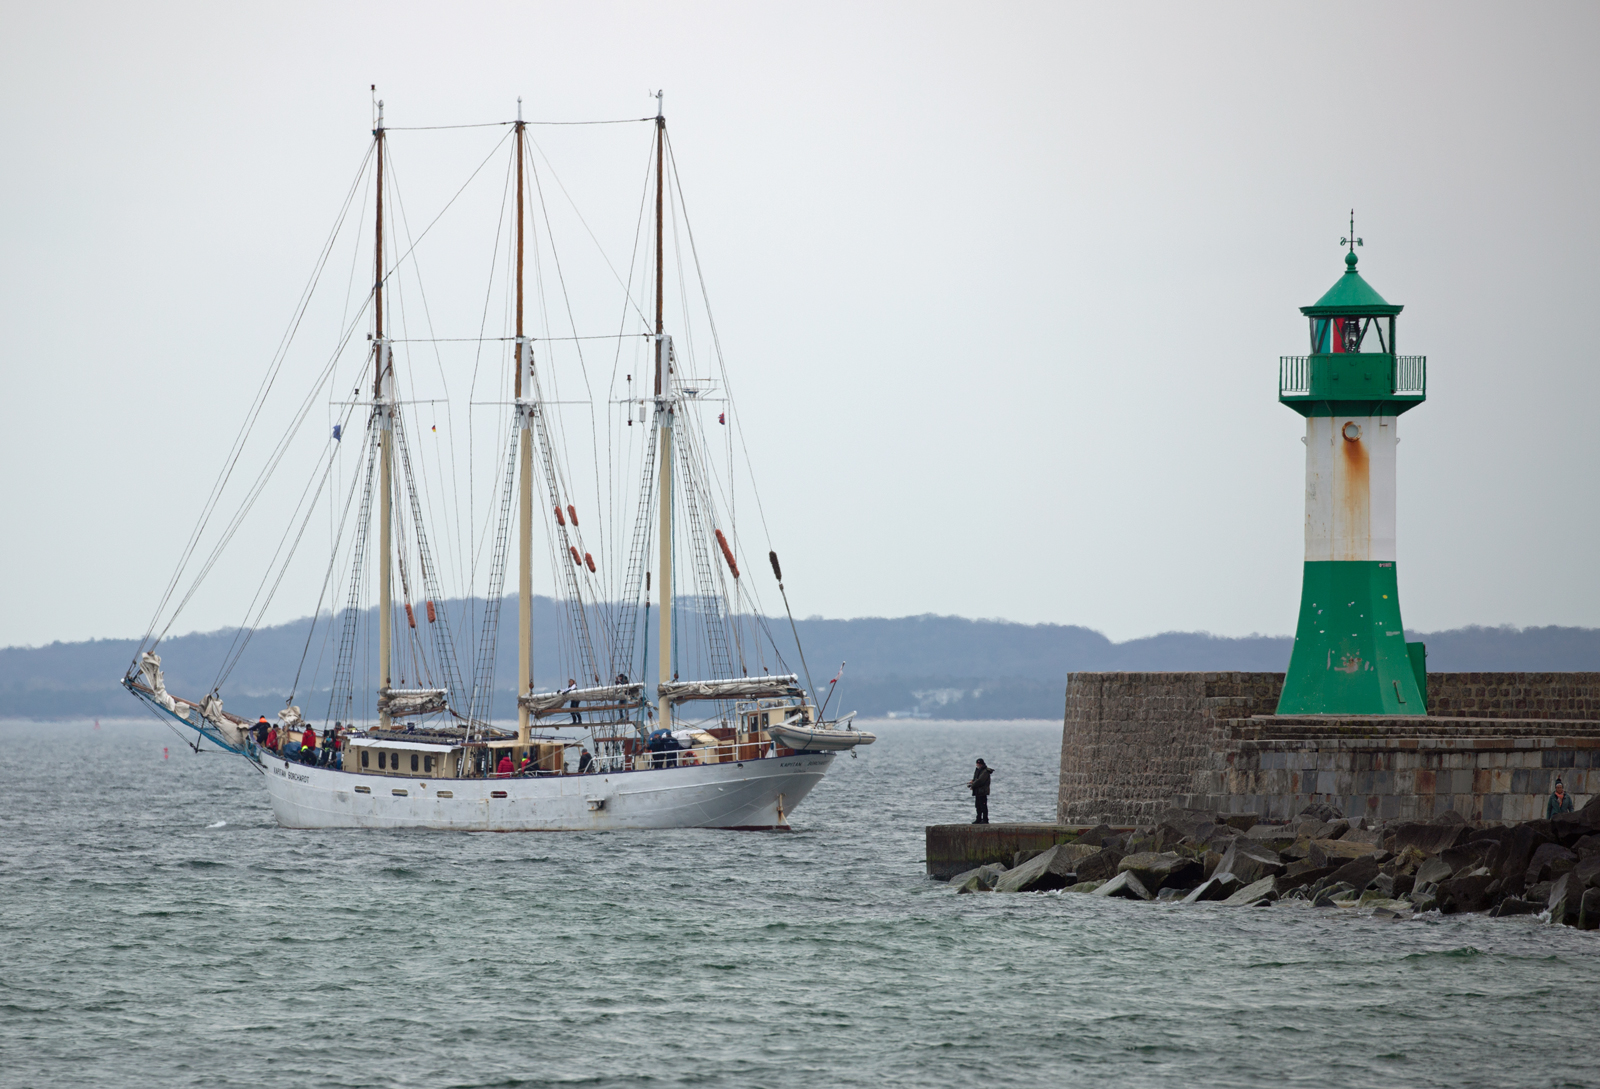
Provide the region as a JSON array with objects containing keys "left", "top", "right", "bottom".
[
  {"left": 967, "top": 759, "right": 992, "bottom": 824},
  {"left": 1549, "top": 778, "right": 1575, "bottom": 818}
]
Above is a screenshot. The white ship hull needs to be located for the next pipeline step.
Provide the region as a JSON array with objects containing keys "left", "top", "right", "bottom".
[{"left": 259, "top": 750, "right": 835, "bottom": 831}]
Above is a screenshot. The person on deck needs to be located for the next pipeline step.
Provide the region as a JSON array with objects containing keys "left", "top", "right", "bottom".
[
  {"left": 1548, "top": 778, "right": 1575, "bottom": 819},
  {"left": 967, "top": 759, "right": 992, "bottom": 825},
  {"left": 496, "top": 752, "right": 514, "bottom": 778},
  {"left": 300, "top": 726, "right": 318, "bottom": 764},
  {"left": 265, "top": 724, "right": 279, "bottom": 752},
  {"left": 578, "top": 748, "right": 594, "bottom": 774},
  {"left": 254, "top": 716, "right": 270, "bottom": 746},
  {"left": 563, "top": 678, "right": 581, "bottom": 724}
]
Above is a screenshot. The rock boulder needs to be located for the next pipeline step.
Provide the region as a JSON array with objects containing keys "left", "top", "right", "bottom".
[
  {"left": 1525, "top": 842, "right": 1578, "bottom": 885},
  {"left": 949, "top": 863, "right": 1007, "bottom": 891},
  {"left": 1438, "top": 872, "right": 1497, "bottom": 914},
  {"left": 1117, "top": 851, "right": 1204, "bottom": 893},
  {"left": 1414, "top": 856, "right": 1454, "bottom": 888},
  {"left": 1326, "top": 855, "right": 1381, "bottom": 893},
  {"left": 1182, "top": 873, "right": 1240, "bottom": 903},
  {"left": 1074, "top": 848, "right": 1126, "bottom": 883},
  {"left": 1090, "top": 871, "right": 1154, "bottom": 901},
  {"left": 1223, "top": 876, "right": 1280, "bottom": 906},
  {"left": 993, "top": 844, "right": 1088, "bottom": 893},
  {"left": 1217, "top": 840, "right": 1286, "bottom": 885}
]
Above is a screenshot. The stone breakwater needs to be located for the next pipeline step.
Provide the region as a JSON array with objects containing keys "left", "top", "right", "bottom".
[
  {"left": 942, "top": 801, "right": 1600, "bottom": 927},
  {"left": 1059, "top": 672, "right": 1600, "bottom": 826}
]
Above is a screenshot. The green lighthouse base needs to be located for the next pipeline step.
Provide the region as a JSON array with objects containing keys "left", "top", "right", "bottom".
[{"left": 1276, "top": 560, "right": 1426, "bottom": 715}]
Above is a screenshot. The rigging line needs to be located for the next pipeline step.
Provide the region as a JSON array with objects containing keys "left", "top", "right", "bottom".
[
  {"left": 664, "top": 131, "right": 778, "bottom": 552},
  {"left": 386, "top": 117, "right": 650, "bottom": 130},
  {"left": 525, "top": 140, "right": 608, "bottom": 599},
  {"left": 338, "top": 156, "right": 374, "bottom": 353},
  {"left": 606, "top": 139, "right": 656, "bottom": 476},
  {"left": 526, "top": 132, "right": 651, "bottom": 327},
  {"left": 465, "top": 146, "right": 517, "bottom": 668},
  {"left": 137, "top": 141, "right": 374, "bottom": 663},
  {"left": 386, "top": 121, "right": 515, "bottom": 130},
  {"left": 163, "top": 281, "right": 376, "bottom": 649},
  {"left": 376, "top": 127, "right": 515, "bottom": 313},
  {"left": 388, "top": 334, "right": 642, "bottom": 342},
  {"left": 289, "top": 421, "right": 367, "bottom": 699},
  {"left": 215, "top": 402, "right": 353, "bottom": 690},
  {"left": 385, "top": 151, "right": 463, "bottom": 642}
]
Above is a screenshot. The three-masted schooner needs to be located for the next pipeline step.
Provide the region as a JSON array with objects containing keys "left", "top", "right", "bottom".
[{"left": 123, "top": 95, "right": 872, "bottom": 830}]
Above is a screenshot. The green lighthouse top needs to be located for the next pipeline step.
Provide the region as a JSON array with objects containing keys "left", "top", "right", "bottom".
[
  {"left": 1300, "top": 251, "right": 1404, "bottom": 318},
  {"left": 1278, "top": 214, "right": 1425, "bottom": 416}
]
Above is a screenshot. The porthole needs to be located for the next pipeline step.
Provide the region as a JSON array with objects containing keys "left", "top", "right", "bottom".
[
  {"left": 437, "top": 790, "right": 454, "bottom": 798},
  {"left": 392, "top": 788, "right": 408, "bottom": 797},
  {"left": 491, "top": 790, "right": 508, "bottom": 799},
  {"left": 355, "top": 785, "right": 371, "bottom": 794},
  {"left": 1342, "top": 421, "right": 1362, "bottom": 442}
]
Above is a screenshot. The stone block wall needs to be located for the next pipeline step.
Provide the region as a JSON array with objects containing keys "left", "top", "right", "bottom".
[
  {"left": 1425, "top": 673, "right": 1600, "bottom": 720},
  {"left": 1177, "top": 718, "right": 1600, "bottom": 823},
  {"left": 1057, "top": 672, "right": 1283, "bottom": 825},
  {"left": 1059, "top": 671, "right": 1600, "bottom": 825}
]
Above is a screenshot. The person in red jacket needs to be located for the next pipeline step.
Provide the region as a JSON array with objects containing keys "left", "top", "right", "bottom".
[
  {"left": 265, "top": 724, "right": 279, "bottom": 752},
  {"left": 496, "top": 752, "right": 514, "bottom": 778},
  {"left": 301, "top": 726, "right": 318, "bottom": 764}
]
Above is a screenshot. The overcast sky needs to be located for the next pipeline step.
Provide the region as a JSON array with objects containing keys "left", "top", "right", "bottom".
[{"left": 2, "top": 1, "right": 1597, "bottom": 649}]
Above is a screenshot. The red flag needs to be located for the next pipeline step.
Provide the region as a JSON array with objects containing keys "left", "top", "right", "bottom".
[{"left": 718, "top": 412, "right": 725, "bottom": 424}]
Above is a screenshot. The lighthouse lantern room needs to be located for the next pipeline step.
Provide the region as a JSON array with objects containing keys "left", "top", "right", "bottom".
[{"left": 1276, "top": 220, "right": 1428, "bottom": 715}]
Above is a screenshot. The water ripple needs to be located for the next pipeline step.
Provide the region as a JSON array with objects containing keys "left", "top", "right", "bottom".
[{"left": 4, "top": 719, "right": 1598, "bottom": 1088}]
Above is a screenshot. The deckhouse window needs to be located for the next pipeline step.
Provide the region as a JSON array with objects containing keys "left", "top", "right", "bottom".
[
  {"left": 411, "top": 753, "right": 419, "bottom": 772},
  {"left": 361, "top": 750, "right": 369, "bottom": 768},
  {"left": 424, "top": 755, "right": 434, "bottom": 773}
]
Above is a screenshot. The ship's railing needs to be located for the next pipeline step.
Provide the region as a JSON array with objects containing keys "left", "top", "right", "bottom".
[
  {"left": 1279, "top": 355, "right": 1310, "bottom": 396},
  {"left": 1394, "top": 354, "right": 1426, "bottom": 395}
]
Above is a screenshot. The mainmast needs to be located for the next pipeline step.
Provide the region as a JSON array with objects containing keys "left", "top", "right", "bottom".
[
  {"left": 374, "top": 96, "right": 395, "bottom": 729},
  {"left": 515, "top": 99, "right": 535, "bottom": 750},
  {"left": 653, "top": 92, "right": 674, "bottom": 732}
]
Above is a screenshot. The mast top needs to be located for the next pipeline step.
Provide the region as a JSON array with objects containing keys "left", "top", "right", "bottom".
[
  {"left": 655, "top": 89, "right": 664, "bottom": 120},
  {"left": 517, "top": 95, "right": 523, "bottom": 122}
]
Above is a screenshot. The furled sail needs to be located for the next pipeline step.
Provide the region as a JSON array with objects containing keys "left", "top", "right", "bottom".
[
  {"left": 139, "top": 652, "right": 176, "bottom": 713},
  {"left": 519, "top": 682, "right": 645, "bottom": 714},
  {"left": 377, "top": 688, "right": 449, "bottom": 718},
  {"left": 657, "top": 674, "right": 801, "bottom": 704}
]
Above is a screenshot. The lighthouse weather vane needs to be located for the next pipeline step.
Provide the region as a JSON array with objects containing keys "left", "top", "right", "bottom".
[{"left": 1341, "top": 209, "right": 1363, "bottom": 254}]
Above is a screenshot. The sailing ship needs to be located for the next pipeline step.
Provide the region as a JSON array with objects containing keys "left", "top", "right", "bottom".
[{"left": 123, "top": 94, "right": 872, "bottom": 830}]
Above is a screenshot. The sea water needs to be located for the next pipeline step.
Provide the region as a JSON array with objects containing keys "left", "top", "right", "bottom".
[{"left": 1, "top": 718, "right": 1596, "bottom": 1088}]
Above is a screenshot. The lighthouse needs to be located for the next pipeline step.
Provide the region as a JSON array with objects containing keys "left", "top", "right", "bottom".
[{"left": 1276, "top": 224, "right": 1428, "bottom": 715}]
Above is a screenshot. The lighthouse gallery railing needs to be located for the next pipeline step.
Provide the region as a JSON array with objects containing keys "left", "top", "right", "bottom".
[{"left": 1279, "top": 354, "right": 1427, "bottom": 399}]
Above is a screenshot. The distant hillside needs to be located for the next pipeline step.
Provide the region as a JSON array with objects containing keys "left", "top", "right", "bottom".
[{"left": 3, "top": 599, "right": 1596, "bottom": 721}]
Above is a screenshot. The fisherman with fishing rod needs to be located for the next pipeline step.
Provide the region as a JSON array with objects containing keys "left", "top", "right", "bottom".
[{"left": 967, "top": 759, "right": 992, "bottom": 824}]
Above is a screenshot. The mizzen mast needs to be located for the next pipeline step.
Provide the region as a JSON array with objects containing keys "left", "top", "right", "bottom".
[
  {"left": 515, "top": 98, "right": 536, "bottom": 749},
  {"left": 653, "top": 91, "right": 674, "bottom": 732},
  {"left": 373, "top": 94, "right": 395, "bottom": 729}
]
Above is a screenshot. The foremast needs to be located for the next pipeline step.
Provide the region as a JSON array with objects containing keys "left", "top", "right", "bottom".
[
  {"left": 653, "top": 92, "right": 675, "bottom": 733},
  {"left": 512, "top": 100, "right": 537, "bottom": 750},
  {"left": 373, "top": 99, "right": 395, "bottom": 730}
]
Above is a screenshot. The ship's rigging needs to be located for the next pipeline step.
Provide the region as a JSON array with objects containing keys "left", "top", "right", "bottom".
[{"left": 128, "top": 94, "right": 807, "bottom": 740}]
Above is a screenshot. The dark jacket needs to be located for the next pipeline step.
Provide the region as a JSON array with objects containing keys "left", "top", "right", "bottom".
[
  {"left": 969, "top": 766, "right": 993, "bottom": 796},
  {"left": 1548, "top": 791, "right": 1575, "bottom": 819}
]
